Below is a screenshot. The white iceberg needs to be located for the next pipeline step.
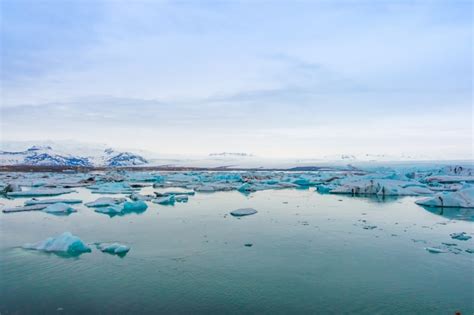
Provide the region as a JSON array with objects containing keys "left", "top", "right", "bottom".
[
  {"left": 43, "top": 203, "right": 77, "bottom": 214},
  {"left": 415, "top": 186, "right": 474, "bottom": 208},
  {"left": 96, "top": 243, "right": 130, "bottom": 255},
  {"left": 23, "top": 232, "right": 91, "bottom": 254}
]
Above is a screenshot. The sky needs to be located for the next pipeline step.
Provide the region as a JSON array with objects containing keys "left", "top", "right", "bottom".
[{"left": 0, "top": 0, "right": 472, "bottom": 159}]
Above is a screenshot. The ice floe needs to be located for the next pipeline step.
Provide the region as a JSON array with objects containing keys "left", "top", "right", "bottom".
[
  {"left": 43, "top": 203, "right": 77, "bottom": 214},
  {"left": 415, "top": 186, "right": 474, "bottom": 208},
  {"left": 96, "top": 243, "right": 130, "bottom": 255},
  {"left": 85, "top": 197, "right": 126, "bottom": 207},
  {"left": 23, "top": 232, "right": 91, "bottom": 255},
  {"left": 230, "top": 208, "right": 258, "bottom": 217},
  {"left": 7, "top": 188, "right": 74, "bottom": 197},
  {"left": 25, "top": 198, "right": 82, "bottom": 206}
]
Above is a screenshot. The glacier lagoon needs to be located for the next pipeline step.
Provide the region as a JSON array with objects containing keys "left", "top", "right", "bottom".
[{"left": 0, "top": 170, "right": 473, "bottom": 314}]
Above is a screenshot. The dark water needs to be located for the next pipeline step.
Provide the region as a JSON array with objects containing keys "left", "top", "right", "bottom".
[{"left": 1, "top": 187, "right": 473, "bottom": 314}]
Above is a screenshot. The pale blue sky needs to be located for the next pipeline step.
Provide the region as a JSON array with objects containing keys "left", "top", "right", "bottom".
[{"left": 1, "top": 0, "right": 472, "bottom": 159}]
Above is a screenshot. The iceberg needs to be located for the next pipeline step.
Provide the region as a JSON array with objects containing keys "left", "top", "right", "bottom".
[
  {"left": 25, "top": 198, "right": 82, "bottom": 206},
  {"left": 94, "top": 201, "right": 147, "bottom": 216},
  {"left": 415, "top": 186, "right": 474, "bottom": 208},
  {"left": 330, "top": 179, "right": 433, "bottom": 196},
  {"left": 174, "top": 195, "right": 189, "bottom": 202},
  {"left": 123, "top": 200, "right": 148, "bottom": 212},
  {"left": 23, "top": 232, "right": 91, "bottom": 254},
  {"left": 7, "top": 188, "right": 74, "bottom": 197},
  {"left": 43, "top": 203, "right": 77, "bottom": 214},
  {"left": 230, "top": 208, "right": 258, "bottom": 217},
  {"left": 3, "top": 204, "right": 49, "bottom": 213},
  {"left": 85, "top": 197, "right": 126, "bottom": 207},
  {"left": 152, "top": 195, "right": 175, "bottom": 205},
  {"left": 88, "top": 182, "right": 135, "bottom": 194},
  {"left": 94, "top": 205, "right": 124, "bottom": 216},
  {"left": 96, "top": 243, "right": 130, "bottom": 255},
  {"left": 129, "top": 193, "right": 155, "bottom": 201}
]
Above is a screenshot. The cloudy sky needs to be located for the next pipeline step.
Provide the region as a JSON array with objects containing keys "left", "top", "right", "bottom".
[{"left": 1, "top": 0, "right": 472, "bottom": 159}]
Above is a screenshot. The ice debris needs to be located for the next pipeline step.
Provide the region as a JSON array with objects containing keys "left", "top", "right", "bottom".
[
  {"left": 425, "top": 247, "right": 445, "bottom": 254},
  {"left": 23, "top": 232, "right": 91, "bottom": 254},
  {"left": 85, "top": 197, "right": 126, "bottom": 207},
  {"left": 450, "top": 232, "right": 472, "bottom": 241},
  {"left": 96, "top": 243, "right": 130, "bottom": 255},
  {"left": 43, "top": 203, "right": 77, "bottom": 214},
  {"left": 153, "top": 195, "right": 175, "bottom": 205},
  {"left": 230, "top": 208, "right": 258, "bottom": 217}
]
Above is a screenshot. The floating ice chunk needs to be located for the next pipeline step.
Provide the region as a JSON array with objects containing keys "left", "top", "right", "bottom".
[
  {"left": 2, "top": 183, "right": 21, "bottom": 193},
  {"left": 424, "top": 175, "right": 474, "bottom": 184},
  {"left": 292, "top": 178, "right": 313, "bottom": 186},
  {"left": 174, "top": 195, "right": 189, "bottom": 202},
  {"left": 230, "top": 208, "right": 258, "bottom": 217},
  {"left": 415, "top": 186, "right": 474, "bottom": 208},
  {"left": 88, "top": 182, "right": 135, "bottom": 194},
  {"left": 362, "top": 225, "right": 377, "bottom": 230},
  {"left": 7, "top": 188, "right": 74, "bottom": 197},
  {"left": 123, "top": 200, "right": 148, "bottom": 212},
  {"left": 330, "top": 179, "right": 432, "bottom": 196},
  {"left": 3, "top": 204, "right": 48, "bottom": 213},
  {"left": 25, "top": 198, "right": 82, "bottom": 206},
  {"left": 43, "top": 203, "right": 77, "bottom": 214},
  {"left": 85, "top": 197, "right": 126, "bottom": 207},
  {"left": 94, "top": 205, "right": 123, "bottom": 216},
  {"left": 466, "top": 249, "right": 474, "bottom": 254},
  {"left": 96, "top": 243, "right": 130, "bottom": 255},
  {"left": 155, "top": 191, "right": 195, "bottom": 196},
  {"left": 425, "top": 247, "right": 445, "bottom": 254},
  {"left": 152, "top": 195, "right": 175, "bottom": 205},
  {"left": 450, "top": 232, "right": 472, "bottom": 241},
  {"left": 238, "top": 183, "right": 255, "bottom": 192},
  {"left": 23, "top": 232, "right": 91, "bottom": 254},
  {"left": 129, "top": 193, "right": 155, "bottom": 201},
  {"left": 195, "top": 186, "right": 215, "bottom": 192}
]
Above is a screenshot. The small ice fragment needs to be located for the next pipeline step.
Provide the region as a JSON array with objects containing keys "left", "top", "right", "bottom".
[
  {"left": 362, "top": 225, "right": 377, "bottom": 230},
  {"left": 96, "top": 243, "right": 130, "bottom": 255},
  {"left": 465, "top": 249, "right": 474, "bottom": 254},
  {"left": 152, "top": 195, "right": 175, "bottom": 205},
  {"left": 195, "top": 186, "right": 215, "bottom": 192},
  {"left": 25, "top": 198, "right": 82, "bottom": 206},
  {"left": 174, "top": 195, "right": 189, "bottom": 202},
  {"left": 450, "top": 232, "right": 472, "bottom": 241},
  {"left": 94, "top": 205, "right": 123, "bottom": 216},
  {"left": 244, "top": 243, "right": 253, "bottom": 247},
  {"left": 230, "top": 208, "right": 258, "bottom": 217},
  {"left": 85, "top": 197, "right": 126, "bottom": 207},
  {"left": 23, "top": 232, "right": 91, "bottom": 254},
  {"left": 43, "top": 203, "right": 76, "bottom": 214},
  {"left": 425, "top": 247, "right": 445, "bottom": 254}
]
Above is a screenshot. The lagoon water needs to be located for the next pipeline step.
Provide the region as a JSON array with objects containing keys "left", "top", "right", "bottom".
[{"left": 1, "top": 186, "right": 473, "bottom": 314}]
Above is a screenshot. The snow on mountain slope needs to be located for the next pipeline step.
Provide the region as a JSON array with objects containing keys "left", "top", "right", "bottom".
[{"left": 0, "top": 145, "right": 148, "bottom": 167}]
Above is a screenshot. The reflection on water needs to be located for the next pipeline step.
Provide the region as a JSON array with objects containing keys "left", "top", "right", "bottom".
[
  {"left": 420, "top": 205, "right": 474, "bottom": 221},
  {"left": 1, "top": 187, "right": 473, "bottom": 314}
]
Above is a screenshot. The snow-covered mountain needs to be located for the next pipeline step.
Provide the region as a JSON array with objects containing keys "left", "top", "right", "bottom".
[{"left": 0, "top": 145, "right": 148, "bottom": 167}]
